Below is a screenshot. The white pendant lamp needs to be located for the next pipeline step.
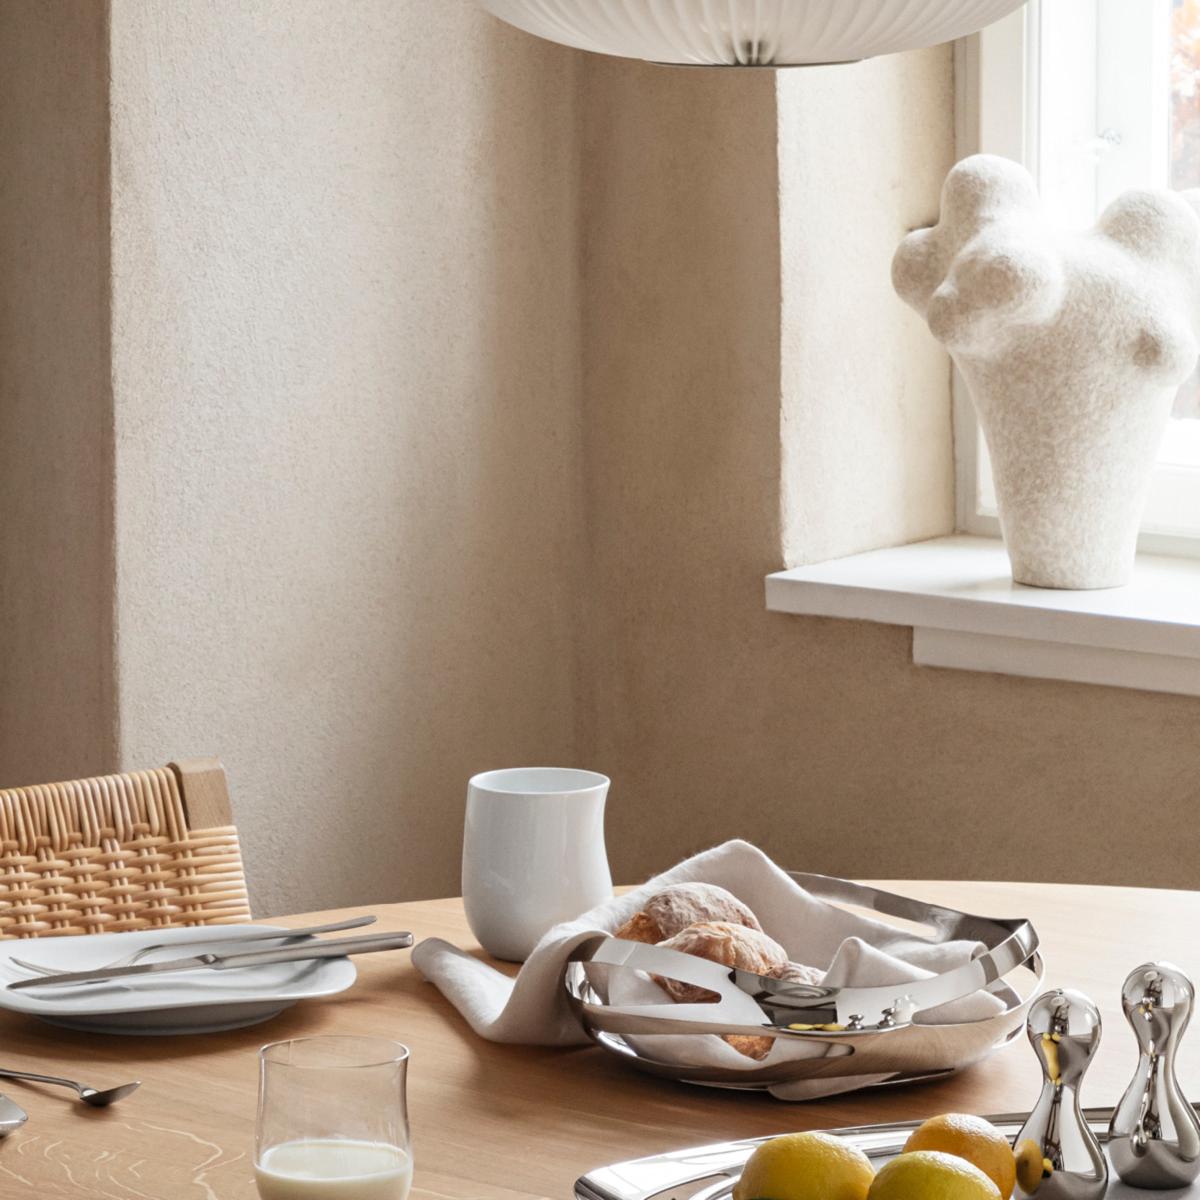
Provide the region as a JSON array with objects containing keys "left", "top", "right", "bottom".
[{"left": 477, "top": 0, "right": 1026, "bottom": 67}]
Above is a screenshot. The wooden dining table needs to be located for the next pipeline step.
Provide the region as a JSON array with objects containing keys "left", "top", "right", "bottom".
[{"left": 0, "top": 879, "right": 1196, "bottom": 1199}]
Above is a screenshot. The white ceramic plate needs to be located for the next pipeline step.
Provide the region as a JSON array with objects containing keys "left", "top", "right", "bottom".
[{"left": 0, "top": 925, "right": 356, "bottom": 1035}]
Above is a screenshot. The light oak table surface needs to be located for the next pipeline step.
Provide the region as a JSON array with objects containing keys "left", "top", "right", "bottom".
[{"left": 0, "top": 881, "right": 1194, "bottom": 1199}]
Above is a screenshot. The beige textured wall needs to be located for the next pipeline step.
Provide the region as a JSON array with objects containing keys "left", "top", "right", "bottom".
[
  {"left": 779, "top": 54, "right": 956, "bottom": 564},
  {"left": 107, "top": 0, "right": 584, "bottom": 914},
  {"left": 6, "top": 6, "right": 1200, "bottom": 915},
  {"left": 580, "top": 48, "right": 1200, "bottom": 890},
  {"left": 0, "top": 1, "right": 116, "bottom": 784}
]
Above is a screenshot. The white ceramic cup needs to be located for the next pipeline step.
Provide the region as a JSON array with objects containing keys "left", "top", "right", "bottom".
[{"left": 462, "top": 767, "right": 612, "bottom": 962}]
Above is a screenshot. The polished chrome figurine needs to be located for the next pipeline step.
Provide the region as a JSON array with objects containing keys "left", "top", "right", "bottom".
[
  {"left": 1109, "top": 962, "right": 1200, "bottom": 1188},
  {"left": 1014, "top": 989, "right": 1108, "bottom": 1200}
]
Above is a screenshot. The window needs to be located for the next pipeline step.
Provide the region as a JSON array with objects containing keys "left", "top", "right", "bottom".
[{"left": 960, "top": 0, "right": 1200, "bottom": 552}]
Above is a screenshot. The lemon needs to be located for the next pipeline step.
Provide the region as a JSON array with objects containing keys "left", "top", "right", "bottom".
[
  {"left": 1015, "top": 1139, "right": 1053, "bottom": 1194},
  {"left": 733, "top": 1131, "right": 875, "bottom": 1200},
  {"left": 867, "top": 1150, "right": 1002, "bottom": 1200},
  {"left": 904, "top": 1113, "right": 1017, "bottom": 1198}
]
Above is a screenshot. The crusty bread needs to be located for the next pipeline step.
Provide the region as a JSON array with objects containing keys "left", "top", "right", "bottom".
[
  {"left": 614, "top": 885, "right": 823, "bottom": 1062},
  {"left": 655, "top": 921, "right": 789, "bottom": 1003},
  {"left": 613, "top": 882, "right": 763, "bottom": 944},
  {"left": 768, "top": 960, "right": 825, "bottom": 986},
  {"left": 722, "top": 1033, "right": 773, "bottom": 1060}
]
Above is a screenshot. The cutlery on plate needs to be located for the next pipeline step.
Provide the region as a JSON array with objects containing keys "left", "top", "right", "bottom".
[
  {"left": 0, "top": 1068, "right": 139, "bottom": 1107},
  {"left": 9, "top": 915, "right": 378, "bottom": 978},
  {"left": 7, "top": 931, "right": 414, "bottom": 990}
]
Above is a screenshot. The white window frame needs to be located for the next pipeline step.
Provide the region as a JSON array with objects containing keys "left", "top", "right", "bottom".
[
  {"left": 955, "top": 0, "right": 1200, "bottom": 558},
  {"left": 766, "top": 2, "right": 1200, "bottom": 697}
]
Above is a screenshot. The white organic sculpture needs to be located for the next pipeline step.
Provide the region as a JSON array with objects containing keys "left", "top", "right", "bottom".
[{"left": 893, "top": 154, "right": 1200, "bottom": 589}]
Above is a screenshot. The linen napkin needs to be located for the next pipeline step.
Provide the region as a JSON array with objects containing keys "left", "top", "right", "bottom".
[{"left": 413, "top": 840, "right": 1005, "bottom": 1098}]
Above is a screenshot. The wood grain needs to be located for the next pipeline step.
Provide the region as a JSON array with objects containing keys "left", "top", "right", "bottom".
[{"left": 0, "top": 881, "right": 1195, "bottom": 1198}]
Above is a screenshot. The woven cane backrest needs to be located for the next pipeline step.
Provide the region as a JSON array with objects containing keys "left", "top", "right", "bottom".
[{"left": 0, "top": 759, "right": 250, "bottom": 938}]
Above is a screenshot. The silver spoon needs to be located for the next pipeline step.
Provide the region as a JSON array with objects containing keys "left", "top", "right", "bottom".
[
  {"left": 11, "top": 914, "right": 377, "bottom": 978},
  {"left": 0, "top": 1095, "right": 27, "bottom": 1133},
  {"left": 0, "top": 1068, "right": 140, "bottom": 1107}
]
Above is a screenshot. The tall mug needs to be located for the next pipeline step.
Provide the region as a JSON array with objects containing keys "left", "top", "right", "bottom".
[{"left": 463, "top": 767, "right": 612, "bottom": 962}]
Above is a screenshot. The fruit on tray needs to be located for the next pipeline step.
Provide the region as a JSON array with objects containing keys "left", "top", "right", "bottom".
[
  {"left": 867, "top": 1150, "right": 1002, "bottom": 1200},
  {"left": 737, "top": 1115, "right": 1016, "bottom": 1200},
  {"left": 904, "top": 1113, "right": 1016, "bottom": 1198},
  {"left": 732, "top": 1131, "right": 875, "bottom": 1200}
]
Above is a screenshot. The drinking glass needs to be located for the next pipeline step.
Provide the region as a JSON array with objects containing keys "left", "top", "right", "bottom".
[
  {"left": 255, "top": 1036, "right": 411, "bottom": 1200},
  {"left": 462, "top": 766, "right": 612, "bottom": 962}
]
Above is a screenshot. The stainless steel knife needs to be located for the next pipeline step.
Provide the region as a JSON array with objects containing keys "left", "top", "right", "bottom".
[{"left": 7, "top": 931, "right": 414, "bottom": 990}]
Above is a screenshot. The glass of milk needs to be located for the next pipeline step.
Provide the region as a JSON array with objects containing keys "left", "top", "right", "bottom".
[{"left": 255, "top": 1036, "right": 412, "bottom": 1200}]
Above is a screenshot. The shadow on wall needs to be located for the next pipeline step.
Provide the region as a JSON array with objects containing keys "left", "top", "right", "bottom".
[{"left": 0, "top": 2, "right": 115, "bottom": 787}]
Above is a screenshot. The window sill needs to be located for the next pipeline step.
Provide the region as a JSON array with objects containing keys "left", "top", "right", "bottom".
[{"left": 765, "top": 535, "right": 1200, "bottom": 696}]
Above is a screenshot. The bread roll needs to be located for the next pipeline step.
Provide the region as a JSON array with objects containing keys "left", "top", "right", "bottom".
[
  {"left": 768, "top": 961, "right": 825, "bottom": 987},
  {"left": 722, "top": 1033, "right": 774, "bottom": 1060},
  {"left": 655, "top": 921, "right": 788, "bottom": 1003},
  {"left": 610, "top": 911, "right": 662, "bottom": 944},
  {"left": 610, "top": 886, "right": 804, "bottom": 1063},
  {"left": 613, "top": 882, "right": 763, "bottom": 944}
]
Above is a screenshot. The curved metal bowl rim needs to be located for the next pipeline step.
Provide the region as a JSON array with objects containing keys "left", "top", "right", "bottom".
[
  {"left": 565, "top": 872, "right": 1041, "bottom": 1037},
  {"left": 571, "top": 953, "right": 1043, "bottom": 1082},
  {"left": 566, "top": 952, "right": 1044, "bottom": 1080}
]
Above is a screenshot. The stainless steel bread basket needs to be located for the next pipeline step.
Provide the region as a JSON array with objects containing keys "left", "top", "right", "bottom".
[{"left": 563, "top": 873, "right": 1043, "bottom": 1096}]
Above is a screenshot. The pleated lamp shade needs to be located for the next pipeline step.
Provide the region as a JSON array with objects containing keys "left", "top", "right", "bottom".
[{"left": 477, "top": 0, "right": 1026, "bottom": 67}]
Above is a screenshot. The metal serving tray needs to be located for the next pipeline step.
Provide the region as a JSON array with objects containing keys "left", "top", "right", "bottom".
[
  {"left": 575, "top": 1109, "right": 1198, "bottom": 1200},
  {"left": 564, "top": 873, "right": 1043, "bottom": 1095}
]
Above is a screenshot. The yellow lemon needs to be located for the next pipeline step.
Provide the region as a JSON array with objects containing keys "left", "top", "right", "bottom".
[
  {"left": 733, "top": 1131, "right": 875, "bottom": 1200},
  {"left": 904, "top": 1113, "right": 1017, "bottom": 1198},
  {"left": 1014, "top": 1139, "right": 1053, "bottom": 1194},
  {"left": 867, "top": 1150, "right": 1002, "bottom": 1200}
]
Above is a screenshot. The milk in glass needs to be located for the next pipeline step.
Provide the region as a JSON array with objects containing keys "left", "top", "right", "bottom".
[{"left": 255, "top": 1139, "right": 412, "bottom": 1200}]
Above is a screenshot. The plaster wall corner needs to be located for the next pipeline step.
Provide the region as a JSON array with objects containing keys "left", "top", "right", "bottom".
[{"left": 778, "top": 47, "right": 957, "bottom": 568}]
